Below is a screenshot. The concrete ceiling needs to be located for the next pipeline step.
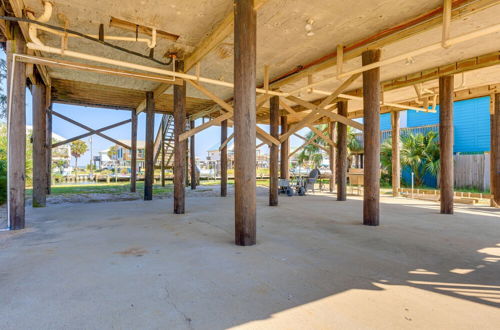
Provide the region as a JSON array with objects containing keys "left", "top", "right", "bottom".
[{"left": 18, "top": 0, "right": 500, "bottom": 117}]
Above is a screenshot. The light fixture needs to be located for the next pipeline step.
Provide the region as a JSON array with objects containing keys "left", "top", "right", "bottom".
[
  {"left": 305, "top": 19, "right": 315, "bottom": 37},
  {"left": 405, "top": 56, "right": 415, "bottom": 65}
]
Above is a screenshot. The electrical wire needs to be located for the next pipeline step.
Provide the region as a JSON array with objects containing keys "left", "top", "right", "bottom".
[{"left": 0, "top": 15, "right": 173, "bottom": 66}]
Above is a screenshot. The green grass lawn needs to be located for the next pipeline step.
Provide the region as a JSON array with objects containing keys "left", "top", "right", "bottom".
[{"left": 26, "top": 182, "right": 174, "bottom": 196}]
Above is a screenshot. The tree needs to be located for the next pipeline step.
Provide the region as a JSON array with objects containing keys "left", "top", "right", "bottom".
[
  {"left": 399, "top": 131, "right": 440, "bottom": 187},
  {"left": 0, "top": 58, "right": 7, "bottom": 119},
  {"left": 107, "top": 145, "right": 119, "bottom": 182},
  {"left": 71, "top": 140, "right": 88, "bottom": 177},
  {"left": 296, "top": 125, "right": 327, "bottom": 168}
]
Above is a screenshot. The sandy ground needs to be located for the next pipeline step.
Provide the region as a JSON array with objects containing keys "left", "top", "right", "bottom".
[{"left": 0, "top": 189, "right": 499, "bottom": 329}]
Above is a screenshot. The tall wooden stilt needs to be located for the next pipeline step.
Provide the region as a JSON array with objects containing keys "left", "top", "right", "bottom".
[
  {"left": 491, "top": 110, "right": 496, "bottom": 207},
  {"left": 234, "top": 0, "right": 256, "bottom": 246},
  {"left": 280, "top": 115, "right": 289, "bottom": 180},
  {"left": 362, "top": 49, "right": 381, "bottom": 226},
  {"left": 144, "top": 92, "right": 155, "bottom": 201},
  {"left": 32, "top": 82, "right": 47, "bottom": 207},
  {"left": 174, "top": 61, "right": 187, "bottom": 214},
  {"left": 492, "top": 94, "right": 500, "bottom": 207},
  {"left": 221, "top": 120, "right": 228, "bottom": 197},
  {"left": 190, "top": 120, "right": 196, "bottom": 190},
  {"left": 269, "top": 96, "right": 279, "bottom": 206},
  {"left": 439, "top": 75, "right": 454, "bottom": 214},
  {"left": 329, "top": 121, "right": 336, "bottom": 193},
  {"left": 46, "top": 100, "right": 52, "bottom": 195},
  {"left": 7, "top": 26, "right": 27, "bottom": 230},
  {"left": 161, "top": 120, "right": 166, "bottom": 187},
  {"left": 391, "top": 111, "right": 401, "bottom": 197},
  {"left": 336, "top": 100, "right": 348, "bottom": 201},
  {"left": 130, "top": 110, "right": 138, "bottom": 192}
]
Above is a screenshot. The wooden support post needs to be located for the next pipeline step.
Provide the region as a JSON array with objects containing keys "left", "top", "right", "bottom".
[
  {"left": 391, "top": 111, "right": 401, "bottom": 197},
  {"left": 190, "top": 120, "right": 196, "bottom": 190},
  {"left": 439, "top": 75, "right": 454, "bottom": 214},
  {"left": 32, "top": 82, "right": 47, "bottom": 207},
  {"left": 362, "top": 49, "right": 381, "bottom": 226},
  {"left": 161, "top": 120, "right": 166, "bottom": 187},
  {"left": 234, "top": 0, "right": 256, "bottom": 246},
  {"left": 280, "top": 115, "right": 289, "bottom": 180},
  {"left": 46, "top": 101, "right": 52, "bottom": 194},
  {"left": 336, "top": 100, "right": 348, "bottom": 201},
  {"left": 144, "top": 92, "right": 155, "bottom": 200},
  {"left": 492, "top": 94, "right": 500, "bottom": 207},
  {"left": 7, "top": 26, "right": 27, "bottom": 229},
  {"left": 329, "top": 121, "right": 336, "bottom": 193},
  {"left": 221, "top": 120, "right": 228, "bottom": 197},
  {"left": 130, "top": 110, "right": 138, "bottom": 192},
  {"left": 174, "top": 61, "right": 186, "bottom": 214},
  {"left": 269, "top": 95, "right": 279, "bottom": 206},
  {"left": 185, "top": 131, "right": 190, "bottom": 187}
]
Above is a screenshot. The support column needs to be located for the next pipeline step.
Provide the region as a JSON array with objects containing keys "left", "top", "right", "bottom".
[
  {"left": 234, "top": 0, "right": 256, "bottom": 246},
  {"left": 362, "top": 49, "right": 381, "bottom": 226},
  {"left": 280, "top": 115, "right": 289, "bottom": 180},
  {"left": 32, "top": 82, "right": 47, "bottom": 207},
  {"left": 190, "top": 120, "right": 196, "bottom": 190},
  {"left": 46, "top": 93, "right": 52, "bottom": 195},
  {"left": 7, "top": 26, "right": 27, "bottom": 230},
  {"left": 439, "top": 75, "right": 454, "bottom": 214},
  {"left": 144, "top": 92, "right": 154, "bottom": 200},
  {"left": 336, "top": 100, "right": 348, "bottom": 201},
  {"left": 130, "top": 111, "right": 138, "bottom": 192},
  {"left": 269, "top": 96, "right": 279, "bottom": 206},
  {"left": 391, "top": 111, "right": 401, "bottom": 197},
  {"left": 492, "top": 94, "right": 500, "bottom": 206},
  {"left": 221, "top": 120, "right": 228, "bottom": 197},
  {"left": 161, "top": 120, "right": 166, "bottom": 187},
  {"left": 329, "top": 121, "right": 336, "bottom": 193},
  {"left": 174, "top": 61, "right": 186, "bottom": 214}
]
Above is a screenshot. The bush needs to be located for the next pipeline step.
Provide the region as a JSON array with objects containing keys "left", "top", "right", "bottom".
[{"left": 0, "top": 159, "right": 6, "bottom": 204}]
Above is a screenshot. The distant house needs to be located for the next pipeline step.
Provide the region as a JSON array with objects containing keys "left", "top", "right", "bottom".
[
  {"left": 205, "top": 140, "right": 268, "bottom": 175},
  {"left": 26, "top": 125, "right": 71, "bottom": 173},
  {"left": 100, "top": 140, "right": 145, "bottom": 171}
]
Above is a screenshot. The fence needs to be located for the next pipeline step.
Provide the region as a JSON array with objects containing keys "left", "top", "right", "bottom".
[{"left": 455, "top": 153, "right": 490, "bottom": 191}]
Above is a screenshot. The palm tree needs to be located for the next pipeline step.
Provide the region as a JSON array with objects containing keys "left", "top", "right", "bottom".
[
  {"left": 107, "top": 145, "right": 119, "bottom": 182},
  {"left": 296, "top": 124, "right": 327, "bottom": 168},
  {"left": 71, "top": 140, "right": 88, "bottom": 177},
  {"left": 400, "top": 131, "right": 440, "bottom": 187}
]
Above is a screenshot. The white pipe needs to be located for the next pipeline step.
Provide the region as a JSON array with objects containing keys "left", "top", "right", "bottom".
[
  {"left": 289, "top": 23, "right": 500, "bottom": 95},
  {"left": 26, "top": 42, "right": 285, "bottom": 96}
]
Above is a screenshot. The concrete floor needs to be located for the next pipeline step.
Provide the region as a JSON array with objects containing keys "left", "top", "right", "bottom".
[{"left": 0, "top": 190, "right": 499, "bottom": 329}]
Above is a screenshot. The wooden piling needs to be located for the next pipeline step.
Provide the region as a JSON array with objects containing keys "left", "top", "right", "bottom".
[
  {"left": 46, "top": 96, "right": 52, "bottom": 195},
  {"left": 439, "top": 75, "right": 454, "bottom": 214},
  {"left": 7, "top": 26, "right": 27, "bottom": 229},
  {"left": 161, "top": 120, "right": 166, "bottom": 187},
  {"left": 144, "top": 91, "right": 154, "bottom": 201},
  {"left": 32, "top": 82, "right": 47, "bottom": 207},
  {"left": 174, "top": 61, "right": 187, "bottom": 214},
  {"left": 234, "top": 0, "right": 257, "bottom": 246},
  {"left": 280, "top": 115, "right": 289, "bottom": 180},
  {"left": 269, "top": 95, "right": 279, "bottom": 206},
  {"left": 329, "top": 121, "right": 336, "bottom": 193},
  {"left": 362, "top": 49, "right": 381, "bottom": 226},
  {"left": 190, "top": 120, "right": 196, "bottom": 190},
  {"left": 391, "top": 111, "right": 401, "bottom": 197},
  {"left": 130, "top": 110, "right": 137, "bottom": 192},
  {"left": 493, "top": 94, "right": 500, "bottom": 206},
  {"left": 221, "top": 120, "right": 228, "bottom": 197},
  {"left": 336, "top": 100, "right": 348, "bottom": 201}
]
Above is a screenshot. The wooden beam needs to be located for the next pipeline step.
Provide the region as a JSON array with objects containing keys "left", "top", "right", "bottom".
[
  {"left": 221, "top": 120, "right": 228, "bottom": 197},
  {"left": 269, "top": 95, "right": 279, "bottom": 206},
  {"left": 362, "top": 50, "right": 381, "bottom": 226},
  {"left": 279, "top": 99, "right": 297, "bottom": 115},
  {"left": 7, "top": 25, "right": 27, "bottom": 229},
  {"left": 109, "top": 17, "right": 179, "bottom": 42},
  {"left": 52, "top": 119, "right": 131, "bottom": 148},
  {"left": 130, "top": 111, "right": 137, "bottom": 193},
  {"left": 307, "top": 124, "right": 336, "bottom": 147},
  {"left": 317, "top": 73, "right": 361, "bottom": 109},
  {"left": 293, "top": 134, "right": 328, "bottom": 153},
  {"left": 32, "top": 82, "right": 47, "bottom": 208},
  {"left": 391, "top": 111, "right": 401, "bottom": 197},
  {"left": 174, "top": 61, "right": 187, "bottom": 213},
  {"left": 46, "top": 97, "right": 52, "bottom": 195},
  {"left": 234, "top": 0, "right": 257, "bottom": 246},
  {"left": 51, "top": 111, "right": 131, "bottom": 150},
  {"left": 439, "top": 75, "right": 454, "bottom": 214},
  {"left": 329, "top": 121, "right": 336, "bottom": 193},
  {"left": 144, "top": 91, "right": 155, "bottom": 201},
  {"left": 179, "top": 111, "right": 233, "bottom": 141},
  {"left": 219, "top": 132, "right": 234, "bottom": 151}
]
